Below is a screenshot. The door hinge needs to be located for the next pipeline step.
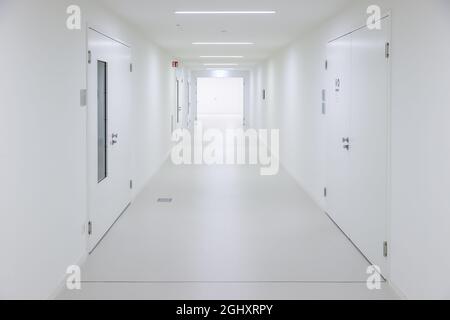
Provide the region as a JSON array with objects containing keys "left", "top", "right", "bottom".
[
  {"left": 130, "top": 180, "right": 133, "bottom": 190},
  {"left": 324, "top": 187, "right": 327, "bottom": 198},
  {"left": 385, "top": 42, "right": 390, "bottom": 59},
  {"left": 88, "top": 50, "right": 92, "bottom": 64},
  {"left": 88, "top": 221, "right": 93, "bottom": 236},
  {"left": 325, "top": 60, "right": 328, "bottom": 70},
  {"left": 80, "top": 89, "right": 87, "bottom": 107},
  {"left": 130, "top": 63, "right": 133, "bottom": 72},
  {"left": 383, "top": 241, "right": 388, "bottom": 257}
]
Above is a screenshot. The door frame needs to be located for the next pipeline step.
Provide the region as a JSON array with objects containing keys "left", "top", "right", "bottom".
[
  {"left": 324, "top": 13, "right": 392, "bottom": 278},
  {"left": 86, "top": 26, "right": 133, "bottom": 253}
]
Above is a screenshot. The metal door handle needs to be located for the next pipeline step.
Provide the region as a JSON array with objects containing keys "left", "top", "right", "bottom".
[{"left": 111, "top": 133, "right": 118, "bottom": 145}]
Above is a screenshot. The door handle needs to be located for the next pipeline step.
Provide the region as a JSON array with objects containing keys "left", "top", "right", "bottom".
[
  {"left": 111, "top": 133, "right": 118, "bottom": 145},
  {"left": 342, "top": 137, "right": 350, "bottom": 150}
]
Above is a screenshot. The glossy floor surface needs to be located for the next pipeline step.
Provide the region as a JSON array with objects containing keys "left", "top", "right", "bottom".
[{"left": 59, "top": 157, "right": 397, "bottom": 299}]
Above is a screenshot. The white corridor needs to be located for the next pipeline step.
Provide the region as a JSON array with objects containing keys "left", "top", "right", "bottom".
[{"left": 2, "top": 0, "right": 450, "bottom": 301}]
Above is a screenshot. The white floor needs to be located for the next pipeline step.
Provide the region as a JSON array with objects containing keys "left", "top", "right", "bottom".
[{"left": 58, "top": 157, "right": 398, "bottom": 300}]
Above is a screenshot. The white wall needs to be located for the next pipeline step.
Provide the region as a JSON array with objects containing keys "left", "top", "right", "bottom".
[
  {"left": 250, "top": 0, "right": 450, "bottom": 299},
  {"left": 0, "top": 0, "right": 174, "bottom": 299},
  {"left": 130, "top": 32, "right": 175, "bottom": 194}
]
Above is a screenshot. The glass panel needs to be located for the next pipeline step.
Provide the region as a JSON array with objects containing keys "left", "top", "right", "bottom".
[{"left": 97, "top": 61, "right": 108, "bottom": 183}]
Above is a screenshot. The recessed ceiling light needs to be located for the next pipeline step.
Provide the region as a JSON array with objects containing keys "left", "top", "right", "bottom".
[
  {"left": 200, "top": 56, "right": 244, "bottom": 58},
  {"left": 175, "top": 11, "right": 276, "bottom": 15},
  {"left": 193, "top": 42, "right": 254, "bottom": 45}
]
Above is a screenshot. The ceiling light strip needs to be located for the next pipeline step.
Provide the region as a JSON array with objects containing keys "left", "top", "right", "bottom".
[
  {"left": 175, "top": 11, "right": 276, "bottom": 15},
  {"left": 200, "top": 56, "right": 244, "bottom": 58},
  {"left": 204, "top": 63, "right": 239, "bottom": 66},
  {"left": 193, "top": 42, "right": 254, "bottom": 45}
]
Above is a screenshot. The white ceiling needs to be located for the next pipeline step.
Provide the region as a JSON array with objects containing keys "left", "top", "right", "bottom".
[{"left": 99, "top": 0, "right": 355, "bottom": 66}]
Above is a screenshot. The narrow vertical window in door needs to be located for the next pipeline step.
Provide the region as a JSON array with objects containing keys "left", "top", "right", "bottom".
[
  {"left": 187, "top": 82, "right": 191, "bottom": 126},
  {"left": 97, "top": 61, "right": 108, "bottom": 183}
]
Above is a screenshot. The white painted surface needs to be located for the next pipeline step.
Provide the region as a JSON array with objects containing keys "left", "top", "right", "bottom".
[
  {"left": 250, "top": 0, "right": 450, "bottom": 299},
  {"left": 197, "top": 78, "right": 244, "bottom": 116},
  {"left": 190, "top": 70, "right": 251, "bottom": 128},
  {"left": 346, "top": 19, "right": 390, "bottom": 275},
  {"left": 2, "top": 0, "right": 450, "bottom": 300},
  {"left": 98, "top": 0, "right": 355, "bottom": 64},
  {"left": 58, "top": 160, "right": 398, "bottom": 300},
  {"left": 172, "top": 67, "right": 192, "bottom": 131},
  {"left": 59, "top": 282, "right": 397, "bottom": 300},
  {"left": 197, "top": 115, "right": 244, "bottom": 131},
  {"left": 0, "top": 0, "right": 174, "bottom": 299},
  {"left": 174, "top": 73, "right": 182, "bottom": 130},
  {"left": 325, "top": 18, "right": 390, "bottom": 275},
  {"left": 387, "top": 0, "right": 450, "bottom": 300},
  {"left": 87, "top": 29, "right": 132, "bottom": 252},
  {"left": 325, "top": 34, "right": 352, "bottom": 251}
]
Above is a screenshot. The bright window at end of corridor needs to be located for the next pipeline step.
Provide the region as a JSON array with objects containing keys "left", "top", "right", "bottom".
[{"left": 197, "top": 77, "right": 244, "bottom": 129}]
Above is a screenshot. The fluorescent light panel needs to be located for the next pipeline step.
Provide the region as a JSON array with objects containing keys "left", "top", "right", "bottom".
[
  {"left": 175, "top": 11, "right": 276, "bottom": 14},
  {"left": 193, "top": 42, "right": 253, "bottom": 45}
]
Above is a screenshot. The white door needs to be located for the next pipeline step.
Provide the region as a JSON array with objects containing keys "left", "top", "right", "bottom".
[
  {"left": 347, "top": 18, "right": 390, "bottom": 274},
  {"left": 175, "top": 77, "right": 182, "bottom": 129},
  {"left": 325, "top": 35, "right": 352, "bottom": 228},
  {"left": 87, "top": 28, "right": 132, "bottom": 252},
  {"left": 186, "top": 81, "right": 191, "bottom": 128},
  {"left": 326, "top": 17, "right": 390, "bottom": 275}
]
